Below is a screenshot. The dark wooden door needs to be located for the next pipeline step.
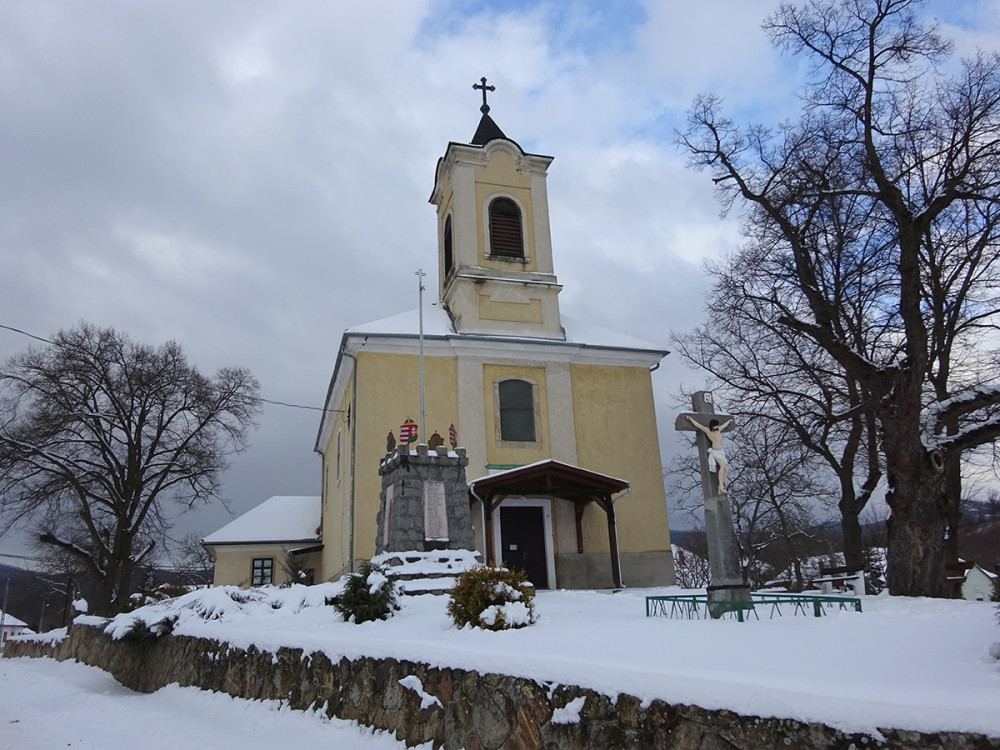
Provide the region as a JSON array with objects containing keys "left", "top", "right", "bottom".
[{"left": 499, "top": 505, "right": 548, "bottom": 589}]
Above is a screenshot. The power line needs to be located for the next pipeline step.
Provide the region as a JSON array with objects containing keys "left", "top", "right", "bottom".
[
  {"left": 0, "top": 322, "right": 341, "bottom": 414},
  {"left": 0, "top": 323, "right": 54, "bottom": 346},
  {"left": 260, "top": 397, "right": 336, "bottom": 413}
]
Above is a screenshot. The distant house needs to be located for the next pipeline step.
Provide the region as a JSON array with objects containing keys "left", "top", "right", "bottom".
[
  {"left": 947, "top": 560, "right": 997, "bottom": 601},
  {"left": 202, "top": 496, "right": 321, "bottom": 587},
  {"left": 1, "top": 610, "right": 31, "bottom": 648}
]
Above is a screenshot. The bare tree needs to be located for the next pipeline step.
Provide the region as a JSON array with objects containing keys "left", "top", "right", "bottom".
[
  {"left": 173, "top": 532, "right": 216, "bottom": 587},
  {"left": 672, "top": 260, "right": 883, "bottom": 570},
  {"left": 679, "top": 0, "right": 1000, "bottom": 596},
  {"left": 672, "top": 533, "right": 713, "bottom": 589},
  {"left": 0, "top": 323, "right": 260, "bottom": 614},
  {"left": 727, "top": 417, "right": 825, "bottom": 590}
]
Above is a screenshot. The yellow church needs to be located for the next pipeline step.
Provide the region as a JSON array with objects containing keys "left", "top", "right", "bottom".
[{"left": 309, "top": 91, "right": 676, "bottom": 590}]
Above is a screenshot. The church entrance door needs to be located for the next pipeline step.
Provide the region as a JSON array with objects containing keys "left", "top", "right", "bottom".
[{"left": 499, "top": 505, "right": 548, "bottom": 589}]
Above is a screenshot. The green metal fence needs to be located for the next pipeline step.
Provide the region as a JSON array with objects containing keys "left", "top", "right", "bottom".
[{"left": 645, "top": 592, "right": 862, "bottom": 621}]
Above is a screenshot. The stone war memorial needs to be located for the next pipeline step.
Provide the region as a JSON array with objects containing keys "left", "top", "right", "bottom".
[{"left": 376, "top": 442, "right": 476, "bottom": 555}]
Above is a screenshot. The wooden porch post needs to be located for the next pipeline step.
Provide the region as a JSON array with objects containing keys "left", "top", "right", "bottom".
[
  {"left": 575, "top": 502, "right": 587, "bottom": 554},
  {"left": 484, "top": 498, "right": 495, "bottom": 566},
  {"left": 602, "top": 493, "right": 622, "bottom": 589}
]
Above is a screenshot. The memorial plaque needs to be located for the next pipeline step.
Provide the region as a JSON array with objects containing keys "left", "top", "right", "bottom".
[
  {"left": 383, "top": 484, "right": 394, "bottom": 547},
  {"left": 423, "top": 480, "right": 449, "bottom": 541}
]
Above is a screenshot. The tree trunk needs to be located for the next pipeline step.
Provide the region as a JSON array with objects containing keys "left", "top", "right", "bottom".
[
  {"left": 95, "top": 563, "right": 119, "bottom": 617},
  {"left": 884, "top": 441, "right": 950, "bottom": 597},
  {"left": 839, "top": 489, "right": 864, "bottom": 571},
  {"left": 791, "top": 556, "right": 804, "bottom": 592},
  {"left": 942, "top": 452, "right": 962, "bottom": 568}
]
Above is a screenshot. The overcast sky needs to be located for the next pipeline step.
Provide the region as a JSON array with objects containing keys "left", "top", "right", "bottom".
[{"left": 2, "top": 0, "right": 998, "bottom": 561}]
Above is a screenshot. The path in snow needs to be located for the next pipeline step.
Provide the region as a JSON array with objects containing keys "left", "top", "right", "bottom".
[{"left": 0, "top": 657, "right": 425, "bottom": 750}]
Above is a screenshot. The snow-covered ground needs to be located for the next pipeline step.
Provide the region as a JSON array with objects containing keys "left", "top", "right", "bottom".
[
  {"left": 8, "top": 584, "right": 1000, "bottom": 742},
  {"left": 0, "top": 656, "right": 425, "bottom": 749}
]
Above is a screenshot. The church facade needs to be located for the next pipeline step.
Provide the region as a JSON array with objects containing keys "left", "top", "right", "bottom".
[{"left": 313, "top": 101, "right": 675, "bottom": 589}]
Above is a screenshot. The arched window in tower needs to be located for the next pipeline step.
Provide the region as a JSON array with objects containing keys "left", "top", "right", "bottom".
[
  {"left": 444, "top": 215, "right": 454, "bottom": 276},
  {"left": 497, "top": 378, "right": 536, "bottom": 442},
  {"left": 488, "top": 197, "right": 525, "bottom": 259}
]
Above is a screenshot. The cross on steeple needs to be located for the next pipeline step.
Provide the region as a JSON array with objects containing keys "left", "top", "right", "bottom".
[{"left": 473, "top": 76, "right": 495, "bottom": 114}]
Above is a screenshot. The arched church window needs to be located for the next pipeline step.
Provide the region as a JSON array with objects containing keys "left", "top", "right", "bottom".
[
  {"left": 498, "top": 378, "right": 536, "bottom": 442},
  {"left": 488, "top": 197, "right": 524, "bottom": 259},
  {"left": 444, "top": 215, "right": 454, "bottom": 276}
]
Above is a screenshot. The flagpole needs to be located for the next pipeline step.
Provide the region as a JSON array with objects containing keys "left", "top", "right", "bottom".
[{"left": 416, "top": 268, "right": 426, "bottom": 443}]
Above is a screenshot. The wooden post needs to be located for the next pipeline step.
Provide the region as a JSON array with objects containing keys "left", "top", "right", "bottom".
[
  {"left": 605, "top": 494, "right": 623, "bottom": 590},
  {"left": 484, "top": 497, "right": 496, "bottom": 567},
  {"left": 575, "top": 503, "right": 586, "bottom": 554}
]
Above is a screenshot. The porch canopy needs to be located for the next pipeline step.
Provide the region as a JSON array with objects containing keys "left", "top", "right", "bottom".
[{"left": 468, "top": 460, "right": 630, "bottom": 589}]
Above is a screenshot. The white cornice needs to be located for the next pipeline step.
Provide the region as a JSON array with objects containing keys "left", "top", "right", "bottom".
[
  {"left": 317, "top": 327, "right": 666, "bottom": 454},
  {"left": 344, "top": 330, "right": 665, "bottom": 365},
  {"left": 315, "top": 341, "right": 355, "bottom": 456}
]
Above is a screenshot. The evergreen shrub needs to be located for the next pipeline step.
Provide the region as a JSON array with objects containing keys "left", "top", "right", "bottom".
[
  {"left": 117, "top": 615, "right": 178, "bottom": 642},
  {"left": 333, "top": 561, "right": 401, "bottom": 623},
  {"left": 447, "top": 564, "right": 535, "bottom": 631}
]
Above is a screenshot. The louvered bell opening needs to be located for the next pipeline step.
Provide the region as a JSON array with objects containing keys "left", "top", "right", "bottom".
[
  {"left": 444, "top": 217, "right": 453, "bottom": 275},
  {"left": 489, "top": 198, "right": 524, "bottom": 259},
  {"left": 499, "top": 379, "right": 536, "bottom": 441}
]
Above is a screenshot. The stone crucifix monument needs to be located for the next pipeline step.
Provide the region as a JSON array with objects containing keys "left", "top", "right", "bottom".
[{"left": 675, "top": 391, "right": 752, "bottom": 617}]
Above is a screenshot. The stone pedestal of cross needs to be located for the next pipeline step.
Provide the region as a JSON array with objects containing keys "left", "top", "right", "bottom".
[{"left": 674, "top": 391, "right": 752, "bottom": 618}]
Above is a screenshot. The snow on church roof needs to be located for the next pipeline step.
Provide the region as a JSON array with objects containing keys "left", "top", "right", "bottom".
[
  {"left": 202, "top": 496, "right": 321, "bottom": 545},
  {"left": 346, "top": 302, "right": 668, "bottom": 354}
]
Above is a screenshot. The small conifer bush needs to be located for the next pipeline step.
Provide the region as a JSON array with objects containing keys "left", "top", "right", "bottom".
[
  {"left": 447, "top": 564, "right": 535, "bottom": 631},
  {"left": 333, "top": 561, "right": 401, "bottom": 623}
]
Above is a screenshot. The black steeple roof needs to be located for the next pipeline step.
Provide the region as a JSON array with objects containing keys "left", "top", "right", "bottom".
[{"left": 471, "top": 112, "right": 508, "bottom": 145}]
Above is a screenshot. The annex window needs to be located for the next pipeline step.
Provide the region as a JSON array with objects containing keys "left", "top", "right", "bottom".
[
  {"left": 498, "top": 378, "right": 537, "bottom": 442},
  {"left": 443, "top": 215, "right": 454, "bottom": 276},
  {"left": 488, "top": 197, "right": 525, "bottom": 259},
  {"left": 251, "top": 557, "right": 273, "bottom": 586}
]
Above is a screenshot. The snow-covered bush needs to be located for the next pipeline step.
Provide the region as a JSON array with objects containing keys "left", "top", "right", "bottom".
[
  {"left": 121, "top": 582, "right": 195, "bottom": 612},
  {"left": 447, "top": 565, "right": 535, "bottom": 631},
  {"left": 105, "top": 582, "right": 343, "bottom": 641},
  {"left": 333, "top": 561, "right": 401, "bottom": 623},
  {"left": 117, "top": 614, "right": 178, "bottom": 642}
]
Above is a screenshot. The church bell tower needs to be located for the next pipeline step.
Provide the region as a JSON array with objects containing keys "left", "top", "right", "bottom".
[{"left": 429, "top": 78, "right": 564, "bottom": 339}]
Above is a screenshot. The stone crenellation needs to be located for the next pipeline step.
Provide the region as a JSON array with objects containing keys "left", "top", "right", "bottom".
[{"left": 5, "top": 623, "right": 997, "bottom": 750}]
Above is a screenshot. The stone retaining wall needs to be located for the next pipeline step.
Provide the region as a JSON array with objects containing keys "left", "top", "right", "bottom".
[{"left": 5, "top": 623, "right": 996, "bottom": 750}]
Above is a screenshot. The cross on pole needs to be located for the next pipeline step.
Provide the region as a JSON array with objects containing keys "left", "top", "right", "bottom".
[
  {"left": 473, "top": 76, "right": 495, "bottom": 114},
  {"left": 674, "top": 391, "right": 750, "bottom": 615}
]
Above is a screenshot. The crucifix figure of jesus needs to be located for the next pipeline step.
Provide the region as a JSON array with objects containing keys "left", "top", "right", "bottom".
[
  {"left": 674, "top": 392, "right": 735, "bottom": 499},
  {"left": 683, "top": 415, "right": 734, "bottom": 493}
]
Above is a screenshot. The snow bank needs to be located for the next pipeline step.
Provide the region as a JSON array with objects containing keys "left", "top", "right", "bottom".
[{"left": 97, "top": 584, "right": 1000, "bottom": 738}]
